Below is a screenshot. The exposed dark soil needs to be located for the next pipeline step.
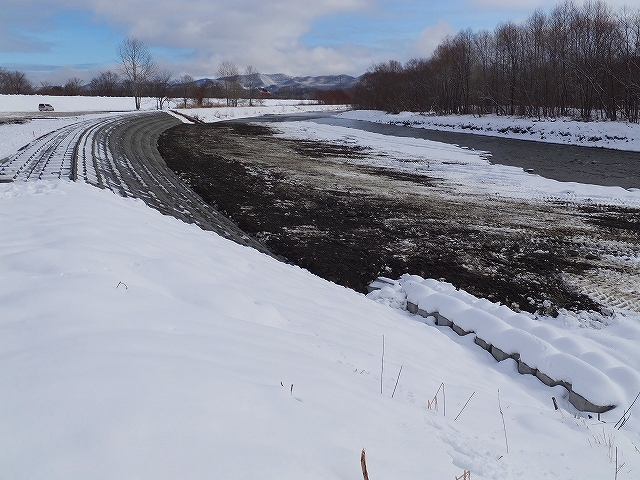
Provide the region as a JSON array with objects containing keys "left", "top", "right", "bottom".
[{"left": 158, "top": 122, "right": 640, "bottom": 315}]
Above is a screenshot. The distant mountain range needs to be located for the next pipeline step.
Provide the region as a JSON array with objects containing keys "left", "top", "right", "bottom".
[{"left": 196, "top": 73, "right": 359, "bottom": 93}]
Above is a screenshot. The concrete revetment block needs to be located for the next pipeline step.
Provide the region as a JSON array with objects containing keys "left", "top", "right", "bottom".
[
  {"left": 452, "top": 323, "right": 472, "bottom": 336},
  {"left": 491, "top": 345, "right": 511, "bottom": 362},
  {"left": 474, "top": 336, "right": 491, "bottom": 351},
  {"left": 536, "top": 370, "right": 559, "bottom": 388},
  {"left": 435, "top": 313, "right": 453, "bottom": 327},
  {"left": 517, "top": 360, "right": 536, "bottom": 375}
]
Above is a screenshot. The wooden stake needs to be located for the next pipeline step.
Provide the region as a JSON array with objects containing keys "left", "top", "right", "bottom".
[{"left": 552, "top": 396, "right": 559, "bottom": 410}]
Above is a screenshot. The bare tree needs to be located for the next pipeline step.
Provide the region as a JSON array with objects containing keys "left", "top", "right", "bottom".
[
  {"left": 617, "top": 7, "right": 640, "bottom": 122},
  {"left": 218, "top": 61, "right": 242, "bottom": 106},
  {"left": 178, "top": 74, "right": 194, "bottom": 107},
  {"left": 89, "top": 71, "right": 121, "bottom": 96},
  {"left": 192, "top": 81, "right": 211, "bottom": 107},
  {"left": 150, "top": 69, "right": 173, "bottom": 109},
  {"left": 0, "top": 67, "right": 7, "bottom": 94},
  {"left": 4, "top": 70, "right": 33, "bottom": 94},
  {"left": 37, "top": 81, "right": 52, "bottom": 95},
  {"left": 244, "top": 65, "right": 260, "bottom": 106},
  {"left": 351, "top": 0, "right": 640, "bottom": 122},
  {"left": 63, "top": 77, "right": 84, "bottom": 96},
  {"left": 117, "top": 37, "right": 156, "bottom": 109}
]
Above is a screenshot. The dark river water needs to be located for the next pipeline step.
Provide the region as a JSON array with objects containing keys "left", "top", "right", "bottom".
[{"left": 245, "top": 112, "right": 640, "bottom": 190}]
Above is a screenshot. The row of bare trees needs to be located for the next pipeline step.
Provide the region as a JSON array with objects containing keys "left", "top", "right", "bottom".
[
  {"left": 0, "top": 68, "right": 34, "bottom": 94},
  {"left": 352, "top": 1, "right": 640, "bottom": 122},
  {"left": 2, "top": 39, "right": 263, "bottom": 111},
  {"left": 0, "top": 64, "right": 171, "bottom": 109}
]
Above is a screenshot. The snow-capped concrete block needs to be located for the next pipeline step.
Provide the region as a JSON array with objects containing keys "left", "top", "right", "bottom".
[
  {"left": 536, "top": 370, "right": 559, "bottom": 387},
  {"left": 367, "top": 277, "right": 397, "bottom": 293},
  {"left": 474, "top": 336, "right": 491, "bottom": 351},
  {"left": 455, "top": 308, "right": 509, "bottom": 339},
  {"left": 452, "top": 322, "right": 472, "bottom": 336},
  {"left": 517, "top": 360, "right": 537, "bottom": 375},
  {"left": 491, "top": 345, "right": 511, "bottom": 362},
  {"left": 435, "top": 313, "right": 453, "bottom": 327},
  {"left": 397, "top": 277, "right": 623, "bottom": 414},
  {"left": 569, "top": 390, "right": 615, "bottom": 413},
  {"left": 406, "top": 301, "right": 418, "bottom": 314}
]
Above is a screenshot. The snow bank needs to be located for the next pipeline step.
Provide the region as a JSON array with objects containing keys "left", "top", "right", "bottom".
[
  {"left": 173, "top": 101, "right": 345, "bottom": 123},
  {"left": 373, "top": 275, "right": 640, "bottom": 413},
  {"left": 274, "top": 120, "right": 640, "bottom": 208},
  {"left": 340, "top": 110, "right": 640, "bottom": 152},
  {"left": 3, "top": 180, "right": 640, "bottom": 479}
]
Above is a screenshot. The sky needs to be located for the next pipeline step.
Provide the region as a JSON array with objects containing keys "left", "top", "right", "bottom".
[{"left": 0, "top": 0, "right": 634, "bottom": 85}]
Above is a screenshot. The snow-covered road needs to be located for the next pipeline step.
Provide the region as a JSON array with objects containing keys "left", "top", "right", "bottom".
[{"left": 0, "top": 110, "right": 272, "bottom": 254}]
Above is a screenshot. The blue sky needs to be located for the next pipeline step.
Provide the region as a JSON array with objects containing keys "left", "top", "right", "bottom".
[{"left": 0, "top": 0, "right": 630, "bottom": 85}]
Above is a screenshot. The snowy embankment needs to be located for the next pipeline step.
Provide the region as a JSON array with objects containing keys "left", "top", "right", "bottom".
[
  {"left": 339, "top": 109, "right": 640, "bottom": 152},
  {"left": 173, "top": 100, "right": 346, "bottom": 123},
  {"left": 2, "top": 96, "right": 640, "bottom": 479},
  {"left": 370, "top": 276, "right": 640, "bottom": 414},
  {"left": 3, "top": 180, "right": 640, "bottom": 480}
]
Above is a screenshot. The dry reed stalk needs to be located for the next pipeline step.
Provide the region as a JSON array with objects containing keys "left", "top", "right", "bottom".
[
  {"left": 361, "top": 449, "right": 369, "bottom": 480},
  {"left": 498, "top": 389, "right": 509, "bottom": 454},
  {"left": 391, "top": 365, "right": 403, "bottom": 398},
  {"left": 432, "top": 382, "right": 446, "bottom": 416},
  {"left": 454, "top": 391, "right": 476, "bottom": 421},
  {"left": 380, "top": 335, "right": 385, "bottom": 395}
]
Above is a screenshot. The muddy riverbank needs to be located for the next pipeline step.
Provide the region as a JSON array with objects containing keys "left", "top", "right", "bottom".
[{"left": 158, "top": 121, "right": 640, "bottom": 314}]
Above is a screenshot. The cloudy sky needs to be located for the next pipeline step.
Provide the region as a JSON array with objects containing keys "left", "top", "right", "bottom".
[{"left": 0, "top": 0, "right": 632, "bottom": 85}]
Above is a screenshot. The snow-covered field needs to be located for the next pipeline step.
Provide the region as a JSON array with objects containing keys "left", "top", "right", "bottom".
[
  {"left": 0, "top": 95, "right": 344, "bottom": 159},
  {"left": 2, "top": 96, "right": 640, "bottom": 479}
]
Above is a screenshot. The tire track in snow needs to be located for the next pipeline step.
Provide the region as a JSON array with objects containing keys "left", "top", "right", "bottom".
[{"left": 0, "top": 111, "right": 274, "bottom": 256}]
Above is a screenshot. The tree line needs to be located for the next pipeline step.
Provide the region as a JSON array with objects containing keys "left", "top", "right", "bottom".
[
  {"left": 0, "top": 38, "right": 270, "bottom": 110},
  {"left": 352, "top": 1, "right": 640, "bottom": 122},
  {"left": 1, "top": 36, "right": 353, "bottom": 111}
]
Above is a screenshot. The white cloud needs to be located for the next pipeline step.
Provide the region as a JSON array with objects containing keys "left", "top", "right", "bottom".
[
  {"left": 411, "top": 20, "right": 454, "bottom": 59},
  {"left": 88, "top": 0, "right": 373, "bottom": 75},
  {"left": 468, "top": 0, "right": 553, "bottom": 7},
  {"left": 13, "top": 0, "right": 635, "bottom": 82},
  {"left": 1, "top": 0, "right": 375, "bottom": 78},
  {"left": 469, "top": 0, "right": 633, "bottom": 12}
]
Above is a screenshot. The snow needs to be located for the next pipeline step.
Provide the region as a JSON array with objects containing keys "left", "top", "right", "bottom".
[
  {"left": 0, "top": 94, "right": 159, "bottom": 113},
  {"left": 174, "top": 100, "right": 346, "bottom": 123},
  {"left": 272, "top": 119, "right": 640, "bottom": 208},
  {"left": 339, "top": 110, "right": 640, "bottom": 152},
  {"left": 2, "top": 96, "right": 640, "bottom": 479},
  {"left": 393, "top": 276, "right": 636, "bottom": 408},
  {"left": 0, "top": 95, "right": 345, "bottom": 160}
]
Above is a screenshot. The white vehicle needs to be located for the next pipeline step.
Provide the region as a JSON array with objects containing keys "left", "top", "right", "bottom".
[{"left": 38, "top": 103, "right": 54, "bottom": 111}]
